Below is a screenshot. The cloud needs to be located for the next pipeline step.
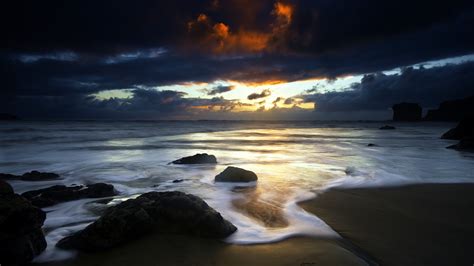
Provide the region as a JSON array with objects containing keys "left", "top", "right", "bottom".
[
  {"left": 247, "top": 89, "right": 271, "bottom": 100},
  {"left": 304, "top": 61, "right": 474, "bottom": 112},
  {"left": 207, "top": 85, "right": 235, "bottom": 95}
]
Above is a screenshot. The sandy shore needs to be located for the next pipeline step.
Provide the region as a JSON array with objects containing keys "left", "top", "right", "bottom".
[
  {"left": 39, "top": 183, "right": 474, "bottom": 266},
  {"left": 300, "top": 183, "right": 474, "bottom": 266}
]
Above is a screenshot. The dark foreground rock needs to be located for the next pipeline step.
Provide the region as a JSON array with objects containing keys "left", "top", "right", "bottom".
[
  {"left": 447, "top": 138, "right": 474, "bottom": 151},
  {"left": 215, "top": 166, "right": 258, "bottom": 183},
  {"left": 379, "top": 125, "right": 396, "bottom": 130},
  {"left": 392, "top": 102, "right": 422, "bottom": 121},
  {"left": 0, "top": 113, "right": 19, "bottom": 120},
  {"left": 22, "top": 183, "right": 117, "bottom": 208},
  {"left": 425, "top": 96, "right": 474, "bottom": 121},
  {"left": 0, "top": 170, "right": 60, "bottom": 181},
  {"left": 56, "top": 191, "right": 236, "bottom": 251},
  {"left": 171, "top": 153, "right": 217, "bottom": 164},
  {"left": 0, "top": 180, "right": 47, "bottom": 265}
]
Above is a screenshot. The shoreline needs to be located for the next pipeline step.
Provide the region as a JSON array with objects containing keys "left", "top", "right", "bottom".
[{"left": 36, "top": 182, "right": 474, "bottom": 266}]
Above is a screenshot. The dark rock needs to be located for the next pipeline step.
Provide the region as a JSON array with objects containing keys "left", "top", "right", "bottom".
[
  {"left": 392, "top": 103, "right": 422, "bottom": 121},
  {"left": 172, "top": 179, "right": 184, "bottom": 183},
  {"left": 367, "top": 143, "right": 377, "bottom": 147},
  {"left": 215, "top": 166, "right": 258, "bottom": 183},
  {"left": 425, "top": 96, "right": 474, "bottom": 121},
  {"left": 56, "top": 191, "right": 236, "bottom": 251},
  {"left": 379, "top": 125, "right": 396, "bottom": 130},
  {"left": 171, "top": 153, "right": 217, "bottom": 164},
  {"left": 446, "top": 138, "right": 474, "bottom": 151},
  {"left": 22, "top": 183, "right": 117, "bottom": 208},
  {"left": 0, "top": 181, "right": 47, "bottom": 264},
  {"left": 0, "top": 113, "right": 19, "bottom": 120},
  {"left": 1, "top": 171, "right": 61, "bottom": 181},
  {"left": 441, "top": 117, "right": 474, "bottom": 140}
]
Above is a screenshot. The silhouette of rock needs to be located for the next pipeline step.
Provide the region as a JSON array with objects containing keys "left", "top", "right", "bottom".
[
  {"left": 172, "top": 179, "right": 184, "bottom": 183},
  {"left": 215, "top": 166, "right": 258, "bottom": 182},
  {"left": 0, "top": 171, "right": 60, "bottom": 181},
  {"left": 0, "top": 113, "right": 19, "bottom": 120},
  {"left": 0, "top": 180, "right": 47, "bottom": 264},
  {"left": 425, "top": 96, "right": 474, "bottom": 121},
  {"left": 379, "top": 125, "right": 396, "bottom": 130},
  {"left": 442, "top": 117, "right": 474, "bottom": 151},
  {"left": 56, "top": 191, "right": 236, "bottom": 251},
  {"left": 171, "top": 153, "right": 217, "bottom": 164},
  {"left": 22, "top": 183, "right": 117, "bottom": 208},
  {"left": 367, "top": 143, "right": 377, "bottom": 147},
  {"left": 392, "top": 103, "right": 422, "bottom": 121}
]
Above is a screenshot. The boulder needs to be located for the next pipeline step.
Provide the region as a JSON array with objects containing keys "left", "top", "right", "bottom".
[
  {"left": 447, "top": 138, "right": 474, "bottom": 151},
  {"left": 392, "top": 103, "right": 422, "bottom": 121},
  {"left": 379, "top": 125, "right": 396, "bottom": 130},
  {"left": 56, "top": 191, "right": 236, "bottom": 251},
  {"left": 441, "top": 117, "right": 474, "bottom": 140},
  {"left": 425, "top": 96, "right": 474, "bottom": 121},
  {"left": 171, "top": 153, "right": 217, "bottom": 164},
  {"left": 0, "top": 181, "right": 47, "bottom": 265},
  {"left": 215, "top": 166, "right": 258, "bottom": 183},
  {"left": 22, "top": 183, "right": 117, "bottom": 208},
  {"left": 367, "top": 143, "right": 377, "bottom": 147},
  {"left": 0, "top": 170, "right": 60, "bottom": 181}
]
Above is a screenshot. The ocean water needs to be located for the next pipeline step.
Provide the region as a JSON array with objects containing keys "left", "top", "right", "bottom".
[{"left": 1, "top": 120, "right": 473, "bottom": 262}]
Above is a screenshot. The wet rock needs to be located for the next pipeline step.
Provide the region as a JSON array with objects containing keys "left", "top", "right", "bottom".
[
  {"left": 22, "top": 183, "right": 117, "bottom": 208},
  {"left": 0, "top": 170, "right": 60, "bottom": 181},
  {"left": 447, "top": 138, "right": 474, "bottom": 151},
  {"left": 0, "top": 181, "right": 47, "bottom": 265},
  {"left": 379, "top": 125, "right": 396, "bottom": 130},
  {"left": 215, "top": 166, "right": 258, "bottom": 183},
  {"left": 441, "top": 117, "right": 474, "bottom": 140},
  {"left": 171, "top": 153, "right": 217, "bottom": 164},
  {"left": 392, "top": 102, "right": 422, "bottom": 121},
  {"left": 172, "top": 179, "right": 184, "bottom": 183},
  {"left": 425, "top": 96, "right": 474, "bottom": 121},
  {"left": 56, "top": 191, "right": 236, "bottom": 251},
  {"left": 367, "top": 143, "right": 377, "bottom": 147}
]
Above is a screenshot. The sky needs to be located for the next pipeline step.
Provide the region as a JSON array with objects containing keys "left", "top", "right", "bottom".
[{"left": 1, "top": 0, "right": 474, "bottom": 120}]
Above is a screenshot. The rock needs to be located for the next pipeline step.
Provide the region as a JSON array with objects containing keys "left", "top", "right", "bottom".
[
  {"left": 367, "top": 143, "right": 377, "bottom": 147},
  {"left": 0, "top": 181, "right": 47, "bottom": 264},
  {"left": 56, "top": 191, "right": 236, "bottom": 251},
  {"left": 441, "top": 117, "right": 474, "bottom": 140},
  {"left": 425, "top": 96, "right": 474, "bottom": 121},
  {"left": 392, "top": 103, "right": 422, "bottom": 121},
  {"left": 379, "top": 125, "right": 396, "bottom": 130},
  {"left": 172, "top": 179, "right": 184, "bottom": 183},
  {"left": 215, "top": 166, "right": 258, "bottom": 183},
  {"left": 171, "top": 153, "right": 217, "bottom": 164},
  {"left": 22, "top": 183, "right": 117, "bottom": 208},
  {"left": 446, "top": 138, "right": 474, "bottom": 151},
  {"left": 0, "top": 113, "right": 19, "bottom": 120},
  {"left": 0, "top": 170, "right": 60, "bottom": 181}
]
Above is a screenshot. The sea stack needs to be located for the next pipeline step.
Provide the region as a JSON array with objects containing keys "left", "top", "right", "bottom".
[
  {"left": 392, "top": 103, "right": 422, "bottom": 121},
  {"left": 425, "top": 96, "right": 474, "bottom": 121}
]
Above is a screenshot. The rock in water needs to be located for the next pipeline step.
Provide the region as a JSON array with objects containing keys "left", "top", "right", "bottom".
[
  {"left": 0, "top": 170, "right": 60, "bottom": 181},
  {"left": 22, "top": 183, "right": 117, "bottom": 207},
  {"left": 425, "top": 96, "right": 474, "bottom": 121},
  {"left": 392, "top": 102, "right": 422, "bottom": 121},
  {"left": 215, "top": 166, "right": 258, "bottom": 182},
  {"left": 441, "top": 117, "right": 474, "bottom": 140},
  {"left": 171, "top": 153, "right": 217, "bottom": 164},
  {"left": 56, "top": 191, "right": 237, "bottom": 251},
  {"left": 379, "top": 125, "right": 396, "bottom": 130},
  {"left": 0, "top": 180, "right": 47, "bottom": 265}
]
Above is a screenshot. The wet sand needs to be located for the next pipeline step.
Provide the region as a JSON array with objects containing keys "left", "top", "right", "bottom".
[
  {"left": 38, "top": 183, "right": 474, "bottom": 266},
  {"left": 299, "top": 183, "right": 474, "bottom": 266}
]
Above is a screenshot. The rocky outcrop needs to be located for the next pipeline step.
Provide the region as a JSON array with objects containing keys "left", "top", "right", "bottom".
[
  {"left": 425, "top": 96, "right": 474, "bottom": 121},
  {"left": 0, "top": 180, "right": 47, "bottom": 265},
  {"left": 442, "top": 117, "right": 474, "bottom": 151},
  {"left": 0, "top": 170, "right": 60, "bottom": 181},
  {"left": 56, "top": 191, "right": 236, "bottom": 251},
  {"left": 22, "top": 183, "right": 117, "bottom": 208},
  {"left": 392, "top": 103, "right": 422, "bottom": 121},
  {"left": 171, "top": 153, "right": 217, "bottom": 164},
  {"left": 379, "top": 125, "right": 396, "bottom": 130},
  {"left": 215, "top": 166, "right": 258, "bottom": 183}
]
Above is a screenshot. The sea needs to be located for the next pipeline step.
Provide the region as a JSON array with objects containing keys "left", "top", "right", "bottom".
[{"left": 1, "top": 120, "right": 473, "bottom": 262}]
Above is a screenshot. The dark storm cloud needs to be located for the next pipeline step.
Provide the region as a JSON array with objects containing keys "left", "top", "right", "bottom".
[
  {"left": 207, "top": 85, "right": 235, "bottom": 95},
  {"left": 247, "top": 89, "right": 271, "bottom": 100},
  {"left": 304, "top": 61, "right": 474, "bottom": 112}
]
